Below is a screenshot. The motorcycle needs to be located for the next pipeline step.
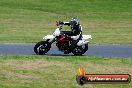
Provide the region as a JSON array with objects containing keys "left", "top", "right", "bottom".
[{"left": 34, "top": 23, "right": 92, "bottom": 55}]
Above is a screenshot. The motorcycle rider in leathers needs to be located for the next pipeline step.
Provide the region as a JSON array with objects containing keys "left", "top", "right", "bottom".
[{"left": 59, "top": 18, "right": 82, "bottom": 54}]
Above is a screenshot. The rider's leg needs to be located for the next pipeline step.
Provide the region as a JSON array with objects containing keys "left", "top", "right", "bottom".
[
  {"left": 64, "top": 36, "right": 81, "bottom": 54},
  {"left": 69, "top": 35, "right": 82, "bottom": 51}
]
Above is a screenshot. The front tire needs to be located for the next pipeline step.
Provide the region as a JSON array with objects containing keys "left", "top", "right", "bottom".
[
  {"left": 72, "top": 44, "right": 88, "bottom": 56},
  {"left": 34, "top": 41, "right": 51, "bottom": 55}
]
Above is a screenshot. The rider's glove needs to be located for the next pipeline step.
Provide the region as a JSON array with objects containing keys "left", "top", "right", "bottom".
[
  {"left": 59, "top": 21, "right": 64, "bottom": 25},
  {"left": 56, "top": 21, "right": 63, "bottom": 26}
]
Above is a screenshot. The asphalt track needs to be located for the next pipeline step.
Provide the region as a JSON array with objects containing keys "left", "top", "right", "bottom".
[{"left": 0, "top": 43, "right": 132, "bottom": 58}]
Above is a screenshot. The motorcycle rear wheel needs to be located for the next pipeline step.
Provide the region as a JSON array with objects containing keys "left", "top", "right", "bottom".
[
  {"left": 72, "top": 44, "right": 88, "bottom": 56},
  {"left": 34, "top": 41, "right": 51, "bottom": 55}
]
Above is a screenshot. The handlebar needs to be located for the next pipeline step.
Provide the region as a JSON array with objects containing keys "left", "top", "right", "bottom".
[{"left": 56, "top": 21, "right": 63, "bottom": 26}]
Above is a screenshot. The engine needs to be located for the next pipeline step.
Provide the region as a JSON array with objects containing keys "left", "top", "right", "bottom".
[
  {"left": 56, "top": 42, "right": 69, "bottom": 51},
  {"left": 56, "top": 35, "right": 70, "bottom": 51}
]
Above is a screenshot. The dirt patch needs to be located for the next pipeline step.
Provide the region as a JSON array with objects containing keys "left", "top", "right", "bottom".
[{"left": 2, "top": 60, "right": 68, "bottom": 70}]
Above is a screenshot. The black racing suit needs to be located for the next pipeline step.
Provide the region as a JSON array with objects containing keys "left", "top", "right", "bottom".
[{"left": 61, "top": 22, "right": 82, "bottom": 53}]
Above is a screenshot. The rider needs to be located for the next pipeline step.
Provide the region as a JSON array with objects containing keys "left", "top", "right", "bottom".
[{"left": 59, "top": 18, "right": 83, "bottom": 54}]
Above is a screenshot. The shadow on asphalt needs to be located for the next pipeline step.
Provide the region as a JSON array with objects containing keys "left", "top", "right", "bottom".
[{"left": 33, "top": 54, "right": 85, "bottom": 56}]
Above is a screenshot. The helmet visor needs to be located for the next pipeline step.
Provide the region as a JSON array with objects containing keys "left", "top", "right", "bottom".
[{"left": 70, "top": 21, "right": 77, "bottom": 27}]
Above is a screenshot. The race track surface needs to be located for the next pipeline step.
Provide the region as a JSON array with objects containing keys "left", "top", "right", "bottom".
[{"left": 0, "top": 43, "right": 132, "bottom": 58}]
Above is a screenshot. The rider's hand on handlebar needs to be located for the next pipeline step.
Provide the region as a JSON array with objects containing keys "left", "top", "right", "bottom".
[
  {"left": 56, "top": 21, "right": 63, "bottom": 26},
  {"left": 59, "top": 21, "right": 64, "bottom": 25}
]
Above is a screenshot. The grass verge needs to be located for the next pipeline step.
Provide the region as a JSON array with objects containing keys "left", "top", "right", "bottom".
[
  {"left": 0, "top": 55, "right": 131, "bottom": 88},
  {"left": 0, "top": 0, "right": 132, "bottom": 44}
]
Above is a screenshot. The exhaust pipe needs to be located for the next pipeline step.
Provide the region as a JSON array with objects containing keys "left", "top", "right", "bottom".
[{"left": 77, "top": 40, "right": 89, "bottom": 46}]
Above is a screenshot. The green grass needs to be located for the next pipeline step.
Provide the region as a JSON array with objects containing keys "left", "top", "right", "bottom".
[
  {"left": 0, "top": 1, "right": 132, "bottom": 88},
  {"left": 0, "top": 0, "right": 132, "bottom": 44},
  {"left": 0, "top": 55, "right": 131, "bottom": 88}
]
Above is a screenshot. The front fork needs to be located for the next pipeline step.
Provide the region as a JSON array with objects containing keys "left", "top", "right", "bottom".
[{"left": 46, "top": 39, "right": 55, "bottom": 44}]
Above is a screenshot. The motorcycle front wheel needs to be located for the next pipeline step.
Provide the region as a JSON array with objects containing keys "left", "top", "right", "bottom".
[
  {"left": 72, "top": 44, "right": 88, "bottom": 56},
  {"left": 34, "top": 41, "right": 51, "bottom": 55}
]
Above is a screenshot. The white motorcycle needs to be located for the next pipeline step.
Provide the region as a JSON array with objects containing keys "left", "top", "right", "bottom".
[{"left": 34, "top": 24, "right": 92, "bottom": 55}]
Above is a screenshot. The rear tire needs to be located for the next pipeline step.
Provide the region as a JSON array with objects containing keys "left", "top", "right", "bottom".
[
  {"left": 72, "top": 44, "right": 88, "bottom": 56},
  {"left": 34, "top": 41, "right": 51, "bottom": 55}
]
